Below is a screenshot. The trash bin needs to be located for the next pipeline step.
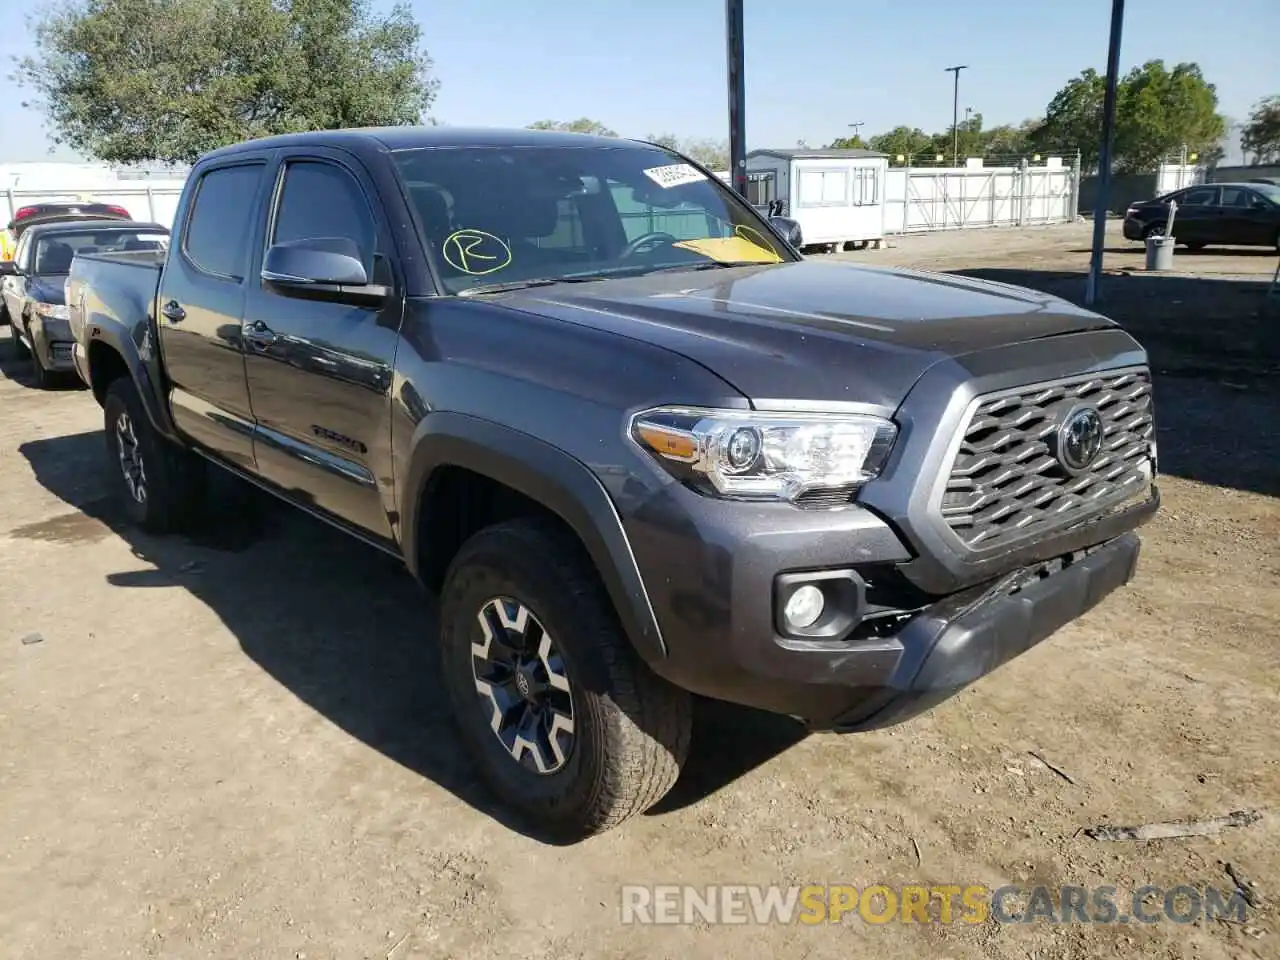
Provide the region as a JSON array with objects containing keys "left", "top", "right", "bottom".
[{"left": 1145, "top": 235, "right": 1176, "bottom": 271}]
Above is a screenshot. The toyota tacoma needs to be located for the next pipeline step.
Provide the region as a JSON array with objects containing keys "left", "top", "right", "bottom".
[{"left": 66, "top": 128, "right": 1158, "bottom": 838}]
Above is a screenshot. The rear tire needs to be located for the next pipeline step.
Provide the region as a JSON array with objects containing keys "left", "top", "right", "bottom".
[
  {"left": 439, "top": 517, "right": 691, "bottom": 839},
  {"left": 103, "top": 377, "right": 206, "bottom": 532}
]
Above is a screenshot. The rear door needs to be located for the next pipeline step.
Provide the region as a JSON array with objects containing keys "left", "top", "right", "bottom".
[
  {"left": 1170, "top": 185, "right": 1221, "bottom": 244},
  {"left": 157, "top": 155, "right": 273, "bottom": 470},
  {"left": 240, "top": 149, "right": 402, "bottom": 543}
]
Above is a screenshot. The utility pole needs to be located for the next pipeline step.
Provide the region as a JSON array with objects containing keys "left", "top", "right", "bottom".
[
  {"left": 945, "top": 65, "right": 967, "bottom": 165},
  {"left": 1085, "top": 0, "right": 1125, "bottom": 307},
  {"left": 848, "top": 121, "right": 865, "bottom": 141},
  {"left": 726, "top": 0, "right": 747, "bottom": 198}
]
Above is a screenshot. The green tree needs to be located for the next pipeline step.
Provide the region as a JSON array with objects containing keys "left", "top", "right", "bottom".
[
  {"left": 826, "top": 134, "right": 868, "bottom": 150},
  {"left": 645, "top": 133, "right": 729, "bottom": 170},
  {"left": 1241, "top": 96, "right": 1280, "bottom": 164},
  {"left": 17, "top": 0, "right": 438, "bottom": 165},
  {"left": 528, "top": 118, "right": 617, "bottom": 137},
  {"left": 1031, "top": 61, "right": 1225, "bottom": 172},
  {"left": 982, "top": 119, "right": 1039, "bottom": 159},
  {"left": 1114, "top": 61, "right": 1225, "bottom": 172},
  {"left": 867, "top": 126, "right": 933, "bottom": 163}
]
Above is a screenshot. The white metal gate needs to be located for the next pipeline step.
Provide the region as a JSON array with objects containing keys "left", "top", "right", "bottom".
[{"left": 883, "top": 160, "right": 1078, "bottom": 235}]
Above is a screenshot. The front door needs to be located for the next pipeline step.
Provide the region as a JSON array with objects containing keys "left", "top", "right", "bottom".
[
  {"left": 1170, "top": 185, "right": 1221, "bottom": 245},
  {"left": 241, "top": 152, "right": 401, "bottom": 543},
  {"left": 1219, "top": 186, "right": 1277, "bottom": 246},
  {"left": 156, "top": 158, "right": 274, "bottom": 470}
]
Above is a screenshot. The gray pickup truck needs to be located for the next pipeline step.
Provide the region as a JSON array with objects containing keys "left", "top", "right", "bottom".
[{"left": 66, "top": 127, "right": 1158, "bottom": 838}]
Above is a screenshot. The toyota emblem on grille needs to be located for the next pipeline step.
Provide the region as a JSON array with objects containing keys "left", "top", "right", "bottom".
[{"left": 1055, "top": 407, "right": 1104, "bottom": 474}]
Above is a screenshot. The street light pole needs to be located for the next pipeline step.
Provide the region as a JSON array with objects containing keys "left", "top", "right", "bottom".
[
  {"left": 848, "top": 121, "right": 865, "bottom": 140},
  {"left": 1085, "top": 0, "right": 1125, "bottom": 307},
  {"left": 945, "top": 65, "right": 967, "bottom": 165},
  {"left": 726, "top": 0, "right": 747, "bottom": 198}
]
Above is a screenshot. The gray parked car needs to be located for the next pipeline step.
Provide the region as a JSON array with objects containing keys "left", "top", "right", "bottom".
[{"left": 1, "top": 220, "right": 170, "bottom": 387}]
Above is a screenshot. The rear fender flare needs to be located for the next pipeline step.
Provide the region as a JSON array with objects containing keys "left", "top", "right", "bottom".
[
  {"left": 85, "top": 323, "right": 181, "bottom": 444},
  {"left": 401, "top": 412, "right": 666, "bottom": 663}
]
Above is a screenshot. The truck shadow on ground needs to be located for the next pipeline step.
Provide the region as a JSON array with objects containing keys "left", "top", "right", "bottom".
[
  {"left": 17, "top": 430, "right": 806, "bottom": 841},
  {"left": 951, "top": 267, "right": 1280, "bottom": 499}
]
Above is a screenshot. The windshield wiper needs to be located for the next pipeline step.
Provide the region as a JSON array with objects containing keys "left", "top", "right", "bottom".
[
  {"left": 456, "top": 278, "right": 566, "bottom": 296},
  {"left": 457, "top": 260, "right": 772, "bottom": 296}
]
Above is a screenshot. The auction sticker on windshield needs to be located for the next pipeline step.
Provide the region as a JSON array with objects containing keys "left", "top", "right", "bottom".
[{"left": 643, "top": 164, "right": 706, "bottom": 189}]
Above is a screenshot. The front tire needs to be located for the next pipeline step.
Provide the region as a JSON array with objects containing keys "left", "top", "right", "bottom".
[
  {"left": 439, "top": 518, "right": 691, "bottom": 839},
  {"left": 7, "top": 319, "right": 29, "bottom": 360},
  {"left": 103, "top": 377, "right": 205, "bottom": 532},
  {"left": 1142, "top": 221, "right": 1166, "bottom": 240},
  {"left": 29, "top": 337, "right": 55, "bottom": 389}
]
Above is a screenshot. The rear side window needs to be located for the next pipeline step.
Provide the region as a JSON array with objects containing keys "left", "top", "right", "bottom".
[
  {"left": 184, "top": 164, "right": 264, "bottom": 280},
  {"left": 271, "top": 161, "right": 377, "bottom": 270}
]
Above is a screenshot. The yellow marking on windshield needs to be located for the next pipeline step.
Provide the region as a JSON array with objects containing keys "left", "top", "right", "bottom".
[
  {"left": 672, "top": 230, "right": 783, "bottom": 264},
  {"left": 442, "top": 229, "right": 513, "bottom": 275}
]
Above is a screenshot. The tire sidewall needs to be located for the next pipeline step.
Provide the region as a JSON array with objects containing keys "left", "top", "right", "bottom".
[{"left": 440, "top": 539, "right": 615, "bottom": 827}]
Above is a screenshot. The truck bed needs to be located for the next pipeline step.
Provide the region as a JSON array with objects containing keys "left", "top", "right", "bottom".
[{"left": 66, "top": 250, "right": 164, "bottom": 364}]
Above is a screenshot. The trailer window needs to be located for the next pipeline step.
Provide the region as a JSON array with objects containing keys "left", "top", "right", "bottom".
[
  {"left": 746, "top": 172, "right": 776, "bottom": 207},
  {"left": 852, "top": 167, "right": 879, "bottom": 206},
  {"left": 797, "top": 169, "right": 847, "bottom": 207}
]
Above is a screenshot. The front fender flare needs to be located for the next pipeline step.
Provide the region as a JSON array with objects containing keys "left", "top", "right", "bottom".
[{"left": 401, "top": 412, "right": 666, "bottom": 663}]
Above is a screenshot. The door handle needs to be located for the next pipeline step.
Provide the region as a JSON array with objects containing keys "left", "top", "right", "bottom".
[
  {"left": 161, "top": 300, "right": 185, "bottom": 322},
  {"left": 243, "top": 320, "right": 278, "bottom": 349}
]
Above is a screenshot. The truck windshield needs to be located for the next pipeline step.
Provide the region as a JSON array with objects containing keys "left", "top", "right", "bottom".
[
  {"left": 392, "top": 144, "right": 795, "bottom": 295},
  {"left": 33, "top": 230, "right": 169, "bottom": 274}
]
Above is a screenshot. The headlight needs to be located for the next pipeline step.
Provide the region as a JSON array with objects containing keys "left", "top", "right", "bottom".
[
  {"left": 34, "top": 302, "right": 70, "bottom": 320},
  {"left": 630, "top": 406, "right": 897, "bottom": 502}
]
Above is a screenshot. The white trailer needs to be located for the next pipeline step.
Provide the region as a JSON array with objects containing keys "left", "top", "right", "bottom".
[{"left": 744, "top": 148, "right": 888, "bottom": 251}]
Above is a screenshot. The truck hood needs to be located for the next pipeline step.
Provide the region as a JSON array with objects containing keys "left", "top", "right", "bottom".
[{"left": 501, "top": 259, "right": 1117, "bottom": 411}]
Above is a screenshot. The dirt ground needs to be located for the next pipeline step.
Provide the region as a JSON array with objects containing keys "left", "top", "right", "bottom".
[{"left": 2, "top": 221, "right": 1277, "bottom": 960}]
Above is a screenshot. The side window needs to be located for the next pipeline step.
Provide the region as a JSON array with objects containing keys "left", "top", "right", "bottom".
[
  {"left": 1179, "top": 187, "right": 1217, "bottom": 206},
  {"left": 271, "top": 160, "right": 377, "bottom": 270},
  {"left": 184, "top": 164, "right": 265, "bottom": 280},
  {"left": 531, "top": 197, "right": 588, "bottom": 252},
  {"left": 1220, "top": 187, "right": 1252, "bottom": 208},
  {"left": 607, "top": 181, "right": 718, "bottom": 242}
]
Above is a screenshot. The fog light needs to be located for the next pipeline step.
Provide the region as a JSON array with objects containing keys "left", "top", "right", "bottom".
[{"left": 784, "top": 584, "right": 825, "bottom": 629}]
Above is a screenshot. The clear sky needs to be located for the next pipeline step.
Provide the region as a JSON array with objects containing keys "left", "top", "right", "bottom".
[{"left": 2, "top": 0, "right": 1277, "bottom": 162}]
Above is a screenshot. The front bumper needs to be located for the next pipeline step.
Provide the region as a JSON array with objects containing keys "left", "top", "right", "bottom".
[
  {"left": 627, "top": 478, "right": 1153, "bottom": 730},
  {"left": 1122, "top": 217, "right": 1145, "bottom": 240}
]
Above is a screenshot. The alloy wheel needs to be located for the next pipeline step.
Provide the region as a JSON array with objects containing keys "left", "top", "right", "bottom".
[
  {"left": 115, "top": 411, "right": 148, "bottom": 504},
  {"left": 471, "top": 597, "right": 575, "bottom": 774}
]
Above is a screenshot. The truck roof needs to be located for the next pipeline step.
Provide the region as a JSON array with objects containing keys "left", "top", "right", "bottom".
[{"left": 201, "top": 126, "right": 638, "bottom": 163}]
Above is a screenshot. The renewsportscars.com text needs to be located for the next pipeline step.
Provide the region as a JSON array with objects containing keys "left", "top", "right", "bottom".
[{"left": 620, "top": 883, "right": 1250, "bottom": 926}]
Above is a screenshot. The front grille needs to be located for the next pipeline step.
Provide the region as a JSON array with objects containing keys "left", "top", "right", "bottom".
[{"left": 941, "top": 368, "right": 1154, "bottom": 550}]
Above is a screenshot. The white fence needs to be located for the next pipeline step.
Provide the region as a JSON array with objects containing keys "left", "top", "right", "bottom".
[
  {"left": 1155, "top": 162, "right": 1202, "bottom": 195},
  {"left": 3, "top": 184, "right": 186, "bottom": 228},
  {"left": 883, "top": 160, "right": 1078, "bottom": 234}
]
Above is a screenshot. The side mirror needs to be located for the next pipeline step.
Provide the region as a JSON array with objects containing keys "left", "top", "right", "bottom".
[
  {"left": 769, "top": 216, "right": 803, "bottom": 249},
  {"left": 263, "top": 237, "right": 368, "bottom": 285},
  {"left": 0, "top": 260, "right": 18, "bottom": 276},
  {"left": 261, "top": 237, "right": 388, "bottom": 304}
]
